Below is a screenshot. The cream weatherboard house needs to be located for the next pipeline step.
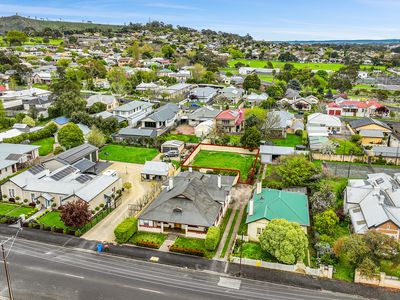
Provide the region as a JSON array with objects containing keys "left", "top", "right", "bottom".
[{"left": 246, "top": 183, "right": 310, "bottom": 242}]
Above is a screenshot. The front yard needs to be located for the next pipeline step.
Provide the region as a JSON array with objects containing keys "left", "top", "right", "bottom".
[
  {"left": 0, "top": 202, "right": 37, "bottom": 217},
  {"left": 99, "top": 145, "right": 159, "bottom": 164},
  {"left": 128, "top": 232, "right": 167, "bottom": 249},
  {"left": 232, "top": 241, "right": 278, "bottom": 262},
  {"left": 191, "top": 150, "right": 257, "bottom": 181},
  {"left": 36, "top": 211, "right": 67, "bottom": 228}
]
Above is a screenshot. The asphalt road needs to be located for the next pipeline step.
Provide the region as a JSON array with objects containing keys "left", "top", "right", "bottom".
[{"left": 0, "top": 235, "right": 367, "bottom": 300}]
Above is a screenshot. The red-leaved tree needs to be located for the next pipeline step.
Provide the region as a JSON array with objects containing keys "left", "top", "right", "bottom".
[{"left": 60, "top": 199, "right": 92, "bottom": 227}]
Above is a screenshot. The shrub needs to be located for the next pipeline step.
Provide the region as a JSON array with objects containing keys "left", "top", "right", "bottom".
[
  {"left": 53, "top": 146, "right": 64, "bottom": 155},
  {"left": 114, "top": 217, "right": 138, "bottom": 243},
  {"left": 23, "top": 199, "right": 28, "bottom": 203},
  {"left": 135, "top": 240, "right": 160, "bottom": 249},
  {"left": 205, "top": 226, "right": 220, "bottom": 250},
  {"left": 99, "top": 203, "right": 104, "bottom": 208},
  {"left": 3, "top": 122, "right": 57, "bottom": 144}
]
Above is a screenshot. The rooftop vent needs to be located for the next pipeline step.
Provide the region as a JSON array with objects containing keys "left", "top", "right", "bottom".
[{"left": 173, "top": 207, "right": 182, "bottom": 213}]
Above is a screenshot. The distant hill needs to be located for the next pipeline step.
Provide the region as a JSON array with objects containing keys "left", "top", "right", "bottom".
[{"left": 0, "top": 15, "right": 122, "bottom": 33}]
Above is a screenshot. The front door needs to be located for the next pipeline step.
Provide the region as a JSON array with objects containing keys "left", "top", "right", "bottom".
[
  {"left": 174, "top": 223, "right": 181, "bottom": 229},
  {"left": 45, "top": 199, "right": 51, "bottom": 207}
]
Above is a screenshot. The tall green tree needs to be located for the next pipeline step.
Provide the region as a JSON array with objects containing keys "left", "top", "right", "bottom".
[
  {"left": 240, "top": 126, "right": 261, "bottom": 148},
  {"left": 6, "top": 30, "right": 27, "bottom": 46},
  {"left": 58, "top": 123, "right": 84, "bottom": 149},
  {"left": 259, "top": 219, "right": 308, "bottom": 264},
  {"left": 243, "top": 73, "right": 261, "bottom": 91}
]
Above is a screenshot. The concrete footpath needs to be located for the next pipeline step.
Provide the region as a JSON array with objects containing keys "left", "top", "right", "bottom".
[{"left": 0, "top": 225, "right": 397, "bottom": 300}]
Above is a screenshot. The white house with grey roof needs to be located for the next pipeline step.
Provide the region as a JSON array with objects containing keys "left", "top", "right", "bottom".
[
  {"left": 112, "top": 100, "right": 153, "bottom": 126},
  {"left": 138, "top": 171, "right": 236, "bottom": 238},
  {"left": 140, "top": 103, "right": 179, "bottom": 130},
  {"left": 0, "top": 143, "right": 40, "bottom": 180},
  {"left": 1, "top": 144, "right": 122, "bottom": 209},
  {"left": 189, "top": 87, "right": 218, "bottom": 103},
  {"left": 186, "top": 106, "right": 221, "bottom": 126},
  {"left": 344, "top": 173, "right": 400, "bottom": 239}
]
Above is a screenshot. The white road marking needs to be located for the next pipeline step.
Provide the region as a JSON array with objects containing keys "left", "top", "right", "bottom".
[
  {"left": 138, "top": 288, "right": 163, "bottom": 294},
  {"left": 64, "top": 273, "right": 84, "bottom": 279},
  {"left": 218, "top": 277, "right": 241, "bottom": 290}
]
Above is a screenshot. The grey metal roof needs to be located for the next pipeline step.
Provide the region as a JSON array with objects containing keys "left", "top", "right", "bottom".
[
  {"left": 139, "top": 172, "right": 235, "bottom": 227},
  {"left": 113, "top": 100, "right": 152, "bottom": 112},
  {"left": 73, "top": 158, "right": 97, "bottom": 172},
  {"left": 188, "top": 106, "right": 221, "bottom": 120},
  {"left": 143, "top": 103, "right": 179, "bottom": 122},
  {"left": 142, "top": 161, "right": 170, "bottom": 176},
  {"left": 359, "top": 129, "right": 384, "bottom": 138},
  {"left": 50, "top": 144, "right": 98, "bottom": 165},
  {"left": 117, "top": 128, "right": 157, "bottom": 138},
  {"left": 350, "top": 118, "right": 391, "bottom": 131}
]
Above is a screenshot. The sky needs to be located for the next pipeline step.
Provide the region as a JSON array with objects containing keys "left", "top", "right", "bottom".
[{"left": 1, "top": 0, "right": 400, "bottom": 41}]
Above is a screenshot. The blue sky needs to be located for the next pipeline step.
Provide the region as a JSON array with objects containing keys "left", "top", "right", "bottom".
[{"left": 1, "top": 0, "right": 400, "bottom": 41}]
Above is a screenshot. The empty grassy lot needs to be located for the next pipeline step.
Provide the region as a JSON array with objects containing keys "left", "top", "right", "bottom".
[
  {"left": 99, "top": 145, "right": 158, "bottom": 164},
  {"left": 272, "top": 134, "right": 302, "bottom": 147},
  {"left": 191, "top": 150, "right": 256, "bottom": 180}
]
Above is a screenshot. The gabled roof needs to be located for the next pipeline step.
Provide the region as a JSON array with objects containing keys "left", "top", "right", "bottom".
[
  {"left": 116, "top": 127, "right": 157, "bottom": 138},
  {"left": 188, "top": 106, "right": 221, "bottom": 119},
  {"left": 48, "top": 144, "right": 98, "bottom": 165},
  {"left": 113, "top": 100, "right": 152, "bottom": 112},
  {"left": 349, "top": 118, "right": 391, "bottom": 131},
  {"left": 246, "top": 188, "right": 310, "bottom": 226},
  {"left": 143, "top": 103, "right": 179, "bottom": 122}
]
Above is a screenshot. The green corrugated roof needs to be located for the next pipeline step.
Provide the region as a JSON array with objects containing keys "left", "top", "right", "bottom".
[{"left": 246, "top": 188, "right": 310, "bottom": 226}]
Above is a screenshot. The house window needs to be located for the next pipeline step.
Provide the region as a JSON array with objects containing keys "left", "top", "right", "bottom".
[
  {"left": 222, "top": 120, "right": 230, "bottom": 125},
  {"left": 5, "top": 167, "right": 7, "bottom": 172},
  {"left": 9, "top": 189, "right": 15, "bottom": 198},
  {"left": 257, "top": 227, "right": 262, "bottom": 235}
]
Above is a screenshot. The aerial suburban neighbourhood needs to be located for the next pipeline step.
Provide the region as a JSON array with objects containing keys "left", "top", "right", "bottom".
[{"left": 0, "top": 2, "right": 400, "bottom": 299}]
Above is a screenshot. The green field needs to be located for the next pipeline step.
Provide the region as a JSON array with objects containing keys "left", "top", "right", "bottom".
[
  {"left": 228, "top": 59, "right": 385, "bottom": 71},
  {"left": 32, "top": 137, "right": 55, "bottom": 156},
  {"left": 191, "top": 150, "right": 256, "bottom": 180},
  {"left": 162, "top": 134, "right": 200, "bottom": 144},
  {"left": 99, "top": 145, "right": 159, "bottom": 164},
  {"left": 272, "top": 134, "right": 302, "bottom": 147},
  {"left": 0, "top": 36, "right": 63, "bottom": 46}
]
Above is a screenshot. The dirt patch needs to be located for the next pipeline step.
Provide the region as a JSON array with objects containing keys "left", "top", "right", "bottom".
[{"left": 173, "top": 124, "right": 195, "bottom": 135}]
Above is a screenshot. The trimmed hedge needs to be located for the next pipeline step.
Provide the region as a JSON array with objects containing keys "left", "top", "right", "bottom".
[
  {"left": 134, "top": 240, "right": 160, "bottom": 249},
  {"left": 3, "top": 122, "right": 57, "bottom": 144},
  {"left": 169, "top": 245, "right": 205, "bottom": 257},
  {"left": 114, "top": 217, "right": 138, "bottom": 243},
  {"left": 205, "top": 226, "right": 220, "bottom": 251}
]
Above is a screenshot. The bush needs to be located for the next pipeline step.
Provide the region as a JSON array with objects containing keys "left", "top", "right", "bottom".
[
  {"left": 205, "top": 226, "right": 220, "bottom": 250},
  {"left": 3, "top": 122, "right": 57, "bottom": 144},
  {"left": 135, "top": 240, "right": 160, "bottom": 249},
  {"left": 114, "top": 217, "right": 138, "bottom": 243},
  {"left": 53, "top": 146, "right": 64, "bottom": 155}
]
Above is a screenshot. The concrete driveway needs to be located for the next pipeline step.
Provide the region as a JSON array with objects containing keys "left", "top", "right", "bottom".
[{"left": 82, "top": 161, "right": 153, "bottom": 242}]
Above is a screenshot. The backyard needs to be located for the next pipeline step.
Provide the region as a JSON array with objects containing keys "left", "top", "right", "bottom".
[
  {"left": 331, "top": 138, "right": 364, "bottom": 155},
  {"left": 99, "top": 145, "right": 158, "bottom": 164},
  {"left": 191, "top": 150, "right": 257, "bottom": 181},
  {"left": 32, "top": 137, "right": 55, "bottom": 156},
  {"left": 272, "top": 134, "right": 302, "bottom": 147},
  {"left": 161, "top": 133, "right": 200, "bottom": 144}
]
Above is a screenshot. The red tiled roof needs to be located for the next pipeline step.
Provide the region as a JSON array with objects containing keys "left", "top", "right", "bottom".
[
  {"left": 330, "top": 100, "right": 384, "bottom": 109},
  {"left": 0, "top": 85, "right": 7, "bottom": 92},
  {"left": 216, "top": 109, "right": 245, "bottom": 124}
]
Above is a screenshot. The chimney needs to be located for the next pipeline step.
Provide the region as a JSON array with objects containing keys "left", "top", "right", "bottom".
[
  {"left": 218, "top": 174, "right": 222, "bottom": 189},
  {"left": 256, "top": 181, "right": 262, "bottom": 194},
  {"left": 168, "top": 177, "right": 174, "bottom": 190},
  {"left": 249, "top": 199, "right": 254, "bottom": 216}
]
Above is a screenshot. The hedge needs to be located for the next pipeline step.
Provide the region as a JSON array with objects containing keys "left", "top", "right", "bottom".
[
  {"left": 205, "top": 226, "right": 220, "bottom": 251},
  {"left": 169, "top": 245, "right": 205, "bottom": 257},
  {"left": 114, "top": 217, "right": 138, "bottom": 243},
  {"left": 3, "top": 122, "right": 58, "bottom": 144}
]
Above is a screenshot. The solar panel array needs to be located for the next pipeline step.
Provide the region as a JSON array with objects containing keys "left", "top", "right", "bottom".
[
  {"left": 75, "top": 174, "right": 92, "bottom": 184},
  {"left": 29, "top": 165, "right": 45, "bottom": 175},
  {"left": 50, "top": 166, "right": 77, "bottom": 181}
]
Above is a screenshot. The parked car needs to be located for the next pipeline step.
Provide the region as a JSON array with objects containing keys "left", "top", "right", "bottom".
[{"left": 165, "top": 150, "right": 179, "bottom": 157}]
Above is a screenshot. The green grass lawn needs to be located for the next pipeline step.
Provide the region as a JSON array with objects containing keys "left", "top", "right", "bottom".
[
  {"left": 99, "top": 145, "right": 159, "bottom": 164},
  {"left": 272, "top": 134, "right": 302, "bottom": 147},
  {"left": 129, "top": 232, "right": 167, "bottom": 249},
  {"left": 32, "top": 137, "right": 55, "bottom": 156},
  {"left": 258, "top": 74, "right": 275, "bottom": 82},
  {"left": 220, "top": 209, "right": 240, "bottom": 258},
  {"left": 162, "top": 134, "right": 200, "bottom": 143},
  {"left": 191, "top": 150, "right": 256, "bottom": 180},
  {"left": 232, "top": 242, "right": 278, "bottom": 262},
  {"left": 37, "top": 211, "right": 67, "bottom": 228},
  {"left": 334, "top": 259, "right": 355, "bottom": 282},
  {"left": 353, "top": 84, "right": 377, "bottom": 90},
  {"left": 228, "top": 59, "right": 385, "bottom": 72},
  {"left": 171, "top": 236, "right": 216, "bottom": 258},
  {"left": 0, "top": 203, "right": 19, "bottom": 215},
  {"left": 0, "top": 203, "right": 37, "bottom": 217},
  {"left": 331, "top": 138, "right": 364, "bottom": 155}
]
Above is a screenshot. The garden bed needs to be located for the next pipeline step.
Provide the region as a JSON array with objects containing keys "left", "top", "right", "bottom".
[{"left": 128, "top": 232, "right": 167, "bottom": 249}]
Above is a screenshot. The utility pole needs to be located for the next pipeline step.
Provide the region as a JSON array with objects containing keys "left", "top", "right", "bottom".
[{"left": 1, "top": 244, "right": 14, "bottom": 300}]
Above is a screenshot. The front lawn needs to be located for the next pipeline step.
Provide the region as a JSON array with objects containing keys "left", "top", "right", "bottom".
[
  {"left": 191, "top": 150, "right": 256, "bottom": 180},
  {"left": 162, "top": 134, "right": 200, "bottom": 144},
  {"left": 32, "top": 137, "right": 55, "bottom": 156},
  {"left": 129, "top": 232, "right": 167, "bottom": 249},
  {"left": 6, "top": 206, "right": 36, "bottom": 217},
  {"left": 99, "top": 145, "right": 158, "bottom": 164},
  {"left": 272, "top": 134, "right": 302, "bottom": 148},
  {"left": 0, "top": 203, "right": 19, "bottom": 215},
  {"left": 333, "top": 259, "right": 355, "bottom": 282},
  {"left": 170, "top": 236, "right": 215, "bottom": 258},
  {"left": 232, "top": 241, "right": 278, "bottom": 262},
  {"left": 37, "top": 211, "right": 67, "bottom": 228}
]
